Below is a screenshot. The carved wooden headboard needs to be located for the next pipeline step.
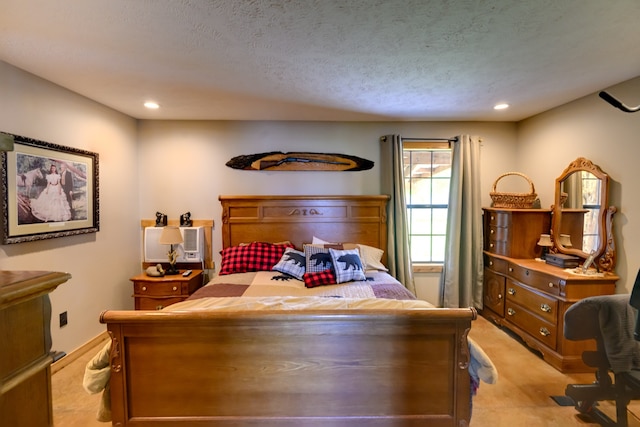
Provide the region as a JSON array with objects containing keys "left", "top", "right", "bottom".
[{"left": 219, "top": 195, "right": 390, "bottom": 265}]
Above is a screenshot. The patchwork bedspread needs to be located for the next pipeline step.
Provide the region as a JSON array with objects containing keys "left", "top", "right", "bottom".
[{"left": 184, "top": 270, "right": 417, "bottom": 300}]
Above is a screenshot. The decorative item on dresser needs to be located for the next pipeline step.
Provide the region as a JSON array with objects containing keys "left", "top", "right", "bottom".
[
  {"left": 0, "top": 270, "right": 71, "bottom": 427},
  {"left": 158, "top": 225, "right": 183, "bottom": 275},
  {"left": 482, "top": 157, "right": 619, "bottom": 373},
  {"left": 130, "top": 269, "right": 203, "bottom": 310}
]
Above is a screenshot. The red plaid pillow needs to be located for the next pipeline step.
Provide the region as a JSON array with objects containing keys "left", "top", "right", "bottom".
[
  {"left": 220, "top": 242, "right": 293, "bottom": 275},
  {"left": 303, "top": 269, "right": 336, "bottom": 288}
]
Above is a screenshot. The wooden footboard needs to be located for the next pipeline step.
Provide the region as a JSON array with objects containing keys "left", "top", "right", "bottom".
[{"left": 101, "top": 308, "right": 476, "bottom": 427}]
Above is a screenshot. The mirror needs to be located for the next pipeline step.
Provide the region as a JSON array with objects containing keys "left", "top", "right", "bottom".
[{"left": 552, "top": 157, "right": 616, "bottom": 272}]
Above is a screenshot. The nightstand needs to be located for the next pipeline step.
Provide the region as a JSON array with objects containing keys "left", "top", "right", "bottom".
[{"left": 130, "top": 270, "right": 204, "bottom": 310}]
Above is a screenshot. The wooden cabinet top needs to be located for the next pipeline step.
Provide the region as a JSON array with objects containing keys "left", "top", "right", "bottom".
[
  {"left": 130, "top": 270, "right": 203, "bottom": 282},
  {"left": 483, "top": 207, "right": 552, "bottom": 213},
  {"left": 485, "top": 252, "right": 619, "bottom": 283},
  {"left": 0, "top": 270, "right": 71, "bottom": 308}
]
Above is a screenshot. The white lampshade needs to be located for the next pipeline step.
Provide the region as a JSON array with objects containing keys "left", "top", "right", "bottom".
[{"left": 159, "top": 226, "right": 183, "bottom": 245}]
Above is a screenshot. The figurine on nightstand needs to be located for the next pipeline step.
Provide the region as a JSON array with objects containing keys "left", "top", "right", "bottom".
[{"left": 145, "top": 264, "right": 165, "bottom": 277}]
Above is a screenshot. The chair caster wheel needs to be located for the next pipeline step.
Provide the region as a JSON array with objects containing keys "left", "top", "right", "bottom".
[{"left": 576, "top": 400, "right": 594, "bottom": 414}]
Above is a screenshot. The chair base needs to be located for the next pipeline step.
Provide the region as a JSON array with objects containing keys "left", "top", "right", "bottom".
[{"left": 565, "top": 371, "right": 640, "bottom": 427}]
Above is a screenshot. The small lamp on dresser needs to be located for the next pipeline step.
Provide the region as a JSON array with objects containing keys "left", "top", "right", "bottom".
[
  {"left": 537, "top": 233, "right": 553, "bottom": 260},
  {"left": 559, "top": 233, "right": 573, "bottom": 248},
  {"left": 159, "top": 226, "right": 183, "bottom": 275}
]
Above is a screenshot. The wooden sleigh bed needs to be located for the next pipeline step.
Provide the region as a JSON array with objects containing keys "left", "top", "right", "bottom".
[{"left": 100, "top": 195, "right": 480, "bottom": 427}]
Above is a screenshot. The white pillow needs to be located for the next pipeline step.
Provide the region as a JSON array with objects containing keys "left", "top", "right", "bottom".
[
  {"left": 343, "top": 243, "right": 388, "bottom": 272},
  {"left": 312, "top": 236, "right": 335, "bottom": 245}
]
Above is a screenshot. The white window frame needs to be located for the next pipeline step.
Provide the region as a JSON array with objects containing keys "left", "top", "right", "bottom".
[{"left": 403, "top": 141, "right": 452, "bottom": 268}]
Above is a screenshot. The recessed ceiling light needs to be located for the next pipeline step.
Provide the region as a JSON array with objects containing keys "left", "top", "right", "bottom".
[
  {"left": 494, "top": 103, "right": 509, "bottom": 110},
  {"left": 144, "top": 101, "right": 160, "bottom": 109}
]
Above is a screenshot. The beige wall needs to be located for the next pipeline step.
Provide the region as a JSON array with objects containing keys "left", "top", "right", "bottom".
[
  {"left": 517, "top": 76, "right": 640, "bottom": 293},
  {"left": 136, "top": 120, "right": 518, "bottom": 304},
  {"left": 0, "top": 62, "right": 140, "bottom": 353},
  {"left": 3, "top": 58, "right": 639, "bottom": 352}
]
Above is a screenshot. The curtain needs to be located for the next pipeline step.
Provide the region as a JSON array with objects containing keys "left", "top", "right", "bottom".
[
  {"left": 563, "top": 172, "right": 583, "bottom": 209},
  {"left": 439, "top": 135, "right": 484, "bottom": 308},
  {"left": 380, "top": 134, "right": 415, "bottom": 294}
]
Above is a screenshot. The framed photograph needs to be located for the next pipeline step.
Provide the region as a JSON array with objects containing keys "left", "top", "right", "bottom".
[{"left": 1, "top": 133, "right": 99, "bottom": 244}]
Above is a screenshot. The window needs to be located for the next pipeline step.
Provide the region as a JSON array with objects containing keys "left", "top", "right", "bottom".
[
  {"left": 403, "top": 142, "right": 452, "bottom": 263},
  {"left": 580, "top": 171, "right": 602, "bottom": 251}
]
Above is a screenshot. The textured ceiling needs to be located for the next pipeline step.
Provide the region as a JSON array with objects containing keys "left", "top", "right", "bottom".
[{"left": 1, "top": 0, "right": 639, "bottom": 121}]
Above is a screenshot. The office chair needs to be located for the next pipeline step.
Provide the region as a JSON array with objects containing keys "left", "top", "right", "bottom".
[{"left": 563, "top": 273, "right": 640, "bottom": 427}]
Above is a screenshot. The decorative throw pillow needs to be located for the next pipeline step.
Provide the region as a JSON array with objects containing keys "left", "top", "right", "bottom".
[
  {"left": 219, "top": 242, "right": 293, "bottom": 275},
  {"left": 343, "top": 243, "right": 388, "bottom": 271},
  {"left": 329, "top": 248, "right": 366, "bottom": 283},
  {"left": 272, "top": 247, "right": 306, "bottom": 280},
  {"left": 304, "top": 244, "right": 335, "bottom": 274},
  {"left": 303, "top": 269, "right": 336, "bottom": 288}
]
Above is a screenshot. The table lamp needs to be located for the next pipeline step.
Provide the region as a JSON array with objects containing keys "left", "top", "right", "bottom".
[
  {"left": 559, "top": 234, "right": 572, "bottom": 248},
  {"left": 159, "top": 226, "right": 183, "bottom": 275},
  {"left": 537, "top": 233, "right": 553, "bottom": 260}
]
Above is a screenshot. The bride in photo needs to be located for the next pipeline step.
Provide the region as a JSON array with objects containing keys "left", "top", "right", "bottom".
[{"left": 31, "top": 163, "right": 72, "bottom": 222}]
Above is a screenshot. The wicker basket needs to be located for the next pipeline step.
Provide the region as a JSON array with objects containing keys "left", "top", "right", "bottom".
[{"left": 490, "top": 172, "right": 537, "bottom": 209}]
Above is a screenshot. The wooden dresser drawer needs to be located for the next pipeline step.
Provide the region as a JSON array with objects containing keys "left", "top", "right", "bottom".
[
  {"left": 505, "top": 300, "right": 557, "bottom": 350},
  {"left": 487, "top": 240, "right": 509, "bottom": 256},
  {"left": 506, "top": 280, "right": 557, "bottom": 325},
  {"left": 134, "top": 281, "right": 183, "bottom": 296},
  {"left": 507, "top": 263, "right": 561, "bottom": 296},
  {"left": 136, "top": 296, "right": 185, "bottom": 310},
  {"left": 484, "top": 268, "right": 506, "bottom": 317},
  {"left": 487, "top": 210, "right": 510, "bottom": 228},
  {"left": 487, "top": 225, "right": 508, "bottom": 243},
  {"left": 485, "top": 254, "right": 508, "bottom": 274},
  {"left": 130, "top": 270, "right": 204, "bottom": 310}
]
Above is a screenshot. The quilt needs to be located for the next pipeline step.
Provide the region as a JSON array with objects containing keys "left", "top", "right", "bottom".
[{"left": 185, "top": 270, "right": 417, "bottom": 300}]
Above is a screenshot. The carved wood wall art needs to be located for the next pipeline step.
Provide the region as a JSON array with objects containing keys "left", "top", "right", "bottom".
[{"left": 226, "top": 151, "right": 374, "bottom": 171}]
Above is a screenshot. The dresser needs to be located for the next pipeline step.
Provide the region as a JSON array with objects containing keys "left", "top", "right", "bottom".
[
  {"left": 0, "top": 270, "right": 71, "bottom": 427},
  {"left": 131, "top": 270, "right": 203, "bottom": 310},
  {"left": 482, "top": 208, "right": 618, "bottom": 373}
]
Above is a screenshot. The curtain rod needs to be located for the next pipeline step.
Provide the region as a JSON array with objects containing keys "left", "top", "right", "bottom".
[
  {"left": 401, "top": 137, "right": 458, "bottom": 142},
  {"left": 379, "top": 136, "right": 458, "bottom": 142}
]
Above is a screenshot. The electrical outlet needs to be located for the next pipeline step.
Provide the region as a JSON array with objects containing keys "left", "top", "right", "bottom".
[{"left": 59, "top": 311, "right": 68, "bottom": 327}]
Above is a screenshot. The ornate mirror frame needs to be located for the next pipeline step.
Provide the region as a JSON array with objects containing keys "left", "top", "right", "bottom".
[{"left": 551, "top": 157, "right": 616, "bottom": 272}]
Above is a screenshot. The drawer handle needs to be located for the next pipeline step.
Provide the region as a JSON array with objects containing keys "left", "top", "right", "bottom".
[
  {"left": 490, "top": 229, "right": 494, "bottom": 234},
  {"left": 507, "top": 308, "right": 516, "bottom": 316},
  {"left": 540, "top": 304, "right": 552, "bottom": 313},
  {"left": 172, "top": 286, "right": 177, "bottom": 291},
  {"left": 507, "top": 288, "right": 516, "bottom": 295},
  {"left": 497, "top": 294, "right": 502, "bottom": 300},
  {"left": 142, "top": 286, "right": 147, "bottom": 291},
  {"left": 489, "top": 261, "right": 493, "bottom": 266},
  {"left": 539, "top": 327, "right": 551, "bottom": 337},
  {"left": 155, "top": 305, "right": 164, "bottom": 310},
  {"left": 490, "top": 215, "right": 495, "bottom": 221},
  {"left": 548, "top": 282, "right": 554, "bottom": 288},
  {"left": 490, "top": 243, "right": 494, "bottom": 248},
  {"left": 508, "top": 267, "right": 513, "bottom": 272}
]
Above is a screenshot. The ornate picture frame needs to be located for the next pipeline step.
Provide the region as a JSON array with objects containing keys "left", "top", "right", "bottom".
[{"left": 1, "top": 133, "right": 99, "bottom": 244}]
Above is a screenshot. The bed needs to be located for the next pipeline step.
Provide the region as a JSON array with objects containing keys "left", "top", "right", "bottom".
[{"left": 98, "top": 195, "right": 493, "bottom": 427}]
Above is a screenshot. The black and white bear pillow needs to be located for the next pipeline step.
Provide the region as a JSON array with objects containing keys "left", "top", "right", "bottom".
[
  {"left": 329, "top": 248, "right": 366, "bottom": 284},
  {"left": 272, "top": 247, "right": 306, "bottom": 280}
]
